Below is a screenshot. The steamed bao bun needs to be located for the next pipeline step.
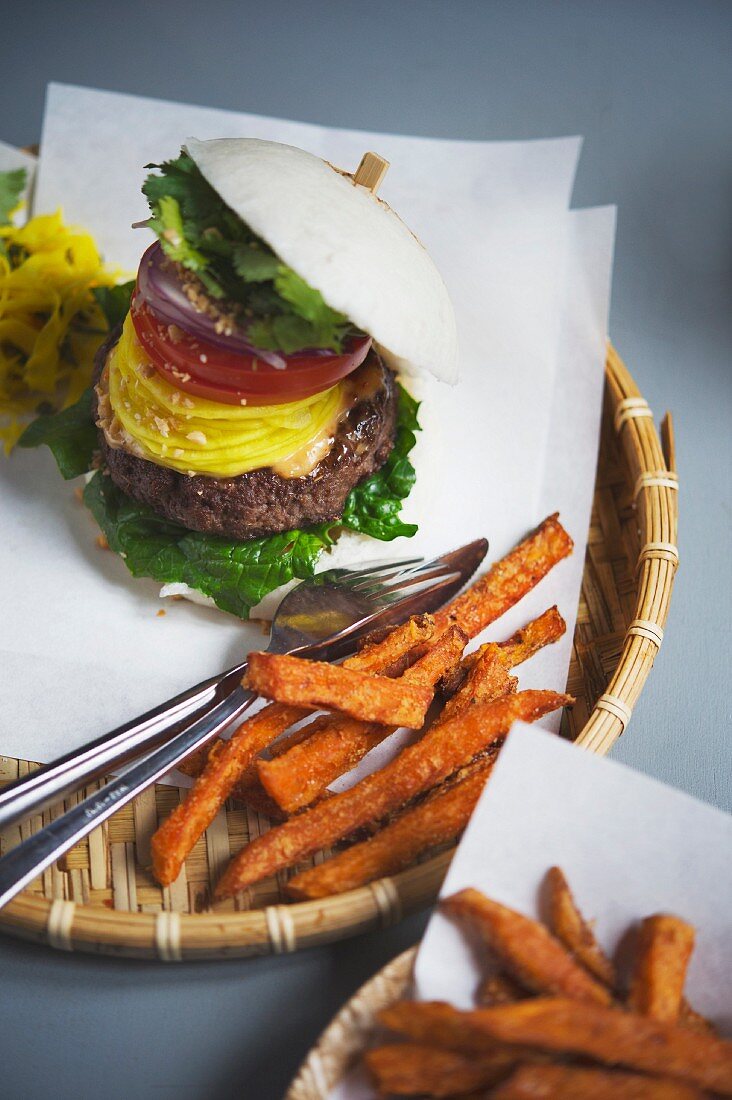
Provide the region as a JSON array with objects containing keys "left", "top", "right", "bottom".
[{"left": 186, "top": 137, "right": 459, "bottom": 386}]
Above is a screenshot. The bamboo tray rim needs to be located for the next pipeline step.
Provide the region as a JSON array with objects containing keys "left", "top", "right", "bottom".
[
  {"left": 0, "top": 344, "right": 679, "bottom": 960},
  {"left": 287, "top": 946, "right": 416, "bottom": 1099}
]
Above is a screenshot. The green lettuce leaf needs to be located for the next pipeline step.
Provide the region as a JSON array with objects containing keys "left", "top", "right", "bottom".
[
  {"left": 83, "top": 470, "right": 334, "bottom": 618},
  {"left": 340, "top": 385, "right": 420, "bottom": 541},
  {"left": 18, "top": 380, "right": 421, "bottom": 617},
  {"left": 17, "top": 388, "right": 98, "bottom": 479},
  {"left": 0, "top": 167, "right": 26, "bottom": 226}
]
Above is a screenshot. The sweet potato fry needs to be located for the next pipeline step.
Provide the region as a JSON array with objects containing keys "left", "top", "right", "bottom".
[
  {"left": 377, "top": 1000, "right": 527, "bottom": 1056},
  {"left": 346, "top": 612, "right": 435, "bottom": 675},
  {"left": 177, "top": 741, "right": 216, "bottom": 780},
  {"left": 629, "top": 914, "right": 696, "bottom": 1023},
  {"left": 434, "top": 514, "right": 573, "bottom": 640},
  {"left": 150, "top": 614, "right": 438, "bottom": 884},
  {"left": 177, "top": 741, "right": 287, "bottom": 821},
  {"left": 253, "top": 616, "right": 436, "bottom": 770},
  {"left": 679, "top": 1000, "right": 717, "bottom": 1035},
  {"left": 259, "top": 716, "right": 385, "bottom": 813},
  {"left": 496, "top": 605, "right": 567, "bottom": 667},
  {"left": 258, "top": 626, "right": 468, "bottom": 813},
  {"left": 453, "top": 607, "right": 567, "bottom": 685},
  {"left": 439, "top": 606, "right": 566, "bottom": 701},
  {"left": 365, "top": 1042, "right": 520, "bottom": 1096},
  {"left": 262, "top": 608, "right": 559, "bottom": 815},
  {"left": 477, "top": 972, "right": 526, "bottom": 1007},
  {"left": 287, "top": 755, "right": 497, "bottom": 899},
  {"left": 438, "top": 643, "right": 517, "bottom": 723},
  {"left": 244, "top": 653, "right": 433, "bottom": 728},
  {"left": 399, "top": 999, "right": 732, "bottom": 1094},
  {"left": 150, "top": 702, "right": 308, "bottom": 884},
  {"left": 215, "top": 690, "right": 571, "bottom": 898},
  {"left": 492, "top": 1063, "right": 706, "bottom": 1099},
  {"left": 545, "top": 865, "right": 616, "bottom": 987},
  {"left": 442, "top": 888, "right": 612, "bottom": 1005},
  {"left": 230, "top": 780, "right": 288, "bottom": 821}
]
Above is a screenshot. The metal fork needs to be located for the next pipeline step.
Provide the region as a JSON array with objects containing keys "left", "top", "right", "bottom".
[{"left": 0, "top": 539, "right": 487, "bottom": 909}]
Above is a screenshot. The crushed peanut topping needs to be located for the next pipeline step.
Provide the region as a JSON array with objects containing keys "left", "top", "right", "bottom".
[{"left": 174, "top": 261, "right": 241, "bottom": 335}]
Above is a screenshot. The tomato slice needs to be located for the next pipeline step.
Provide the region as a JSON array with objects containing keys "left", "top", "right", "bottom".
[{"left": 130, "top": 297, "right": 371, "bottom": 406}]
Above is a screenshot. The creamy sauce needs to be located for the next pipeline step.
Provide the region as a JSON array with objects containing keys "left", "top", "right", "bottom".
[
  {"left": 270, "top": 358, "right": 382, "bottom": 478},
  {"left": 271, "top": 415, "right": 342, "bottom": 477}
]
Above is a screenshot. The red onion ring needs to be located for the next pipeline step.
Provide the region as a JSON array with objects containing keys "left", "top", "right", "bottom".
[{"left": 136, "top": 242, "right": 287, "bottom": 369}]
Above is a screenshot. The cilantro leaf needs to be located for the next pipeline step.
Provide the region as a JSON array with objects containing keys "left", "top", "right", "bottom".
[
  {"left": 273, "top": 268, "right": 341, "bottom": 325},
  {"left": 0, "top": 168, "right": 26, "bottom": 226},
  {"left": 83, "top": 470, "right": 334, "bottom": 618},
  {"left": 247, "top": 314, "right": 326, "bottom": 356},
  {"left": 340, "top": 385, "right": 420, "bottom": 541},
  {"left": 149, "top": 195, "right": 210, "bottom": 272},
  {"left": 232, "top": 246, "right": 282, "bottom": 283},
  {"left": 17, "top": 388, "right": 98, "bottom": 479},
  {"left": 143, "top": 154, "right": 228, "bottom": 228},
  {"left": 274, "top": 267, "right": 348, "bottom": 350},
  {"left": 93, "top": 281, "right": 135, "bottom": 331},
  {"left": 142, "top": 152, "right": 353, "bottom": 353}
]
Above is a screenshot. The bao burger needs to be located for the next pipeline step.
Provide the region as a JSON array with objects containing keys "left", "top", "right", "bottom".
[
  {"left": 19, "top": 137, "right": 459, "bottom": 618},
  {"left": 93, "top": 138, "right": 458, "bottom": 541}
]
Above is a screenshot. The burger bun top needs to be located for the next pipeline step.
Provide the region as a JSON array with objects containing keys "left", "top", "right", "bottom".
[{"left": 185, "top": 137, "right": 458, "bottom": 384}]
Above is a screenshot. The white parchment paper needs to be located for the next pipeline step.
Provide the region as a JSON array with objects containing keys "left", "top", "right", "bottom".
[
  {"left": 416, "top": 725, "right": 732, "bottom": 1024},
  {"left": 332, "top": 728, "right": 731, "bottom": 1097},
  {"left": 1, "top": 84, "right": 613, "bottom": 771}
]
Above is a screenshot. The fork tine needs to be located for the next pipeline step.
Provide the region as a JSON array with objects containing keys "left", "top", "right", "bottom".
[
  {"left": 373, "top": 571, "right": 463, "bottom": 606},
  {"left": 348, "top": 559, "right": 460, "bottom": 597},
  {"left": 320, "top": 555, "right": 425, "bottom": 586},
  {"left": 355, "top": 569, "right": 462, "bottom": 603}
]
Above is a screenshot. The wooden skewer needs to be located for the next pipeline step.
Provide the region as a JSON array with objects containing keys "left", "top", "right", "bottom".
[
  {"left": 353, "top": 152, "right": 390, "bottom": 194},
  {"left": 661, "top": 411, "right": 676, "bottom": 474}
]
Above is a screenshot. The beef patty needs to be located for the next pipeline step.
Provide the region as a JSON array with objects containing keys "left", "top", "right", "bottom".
[{"left": 92, "top": 331, "right": 398, "bottom": 540}]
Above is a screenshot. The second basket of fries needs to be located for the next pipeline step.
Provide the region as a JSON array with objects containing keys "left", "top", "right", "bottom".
[{"left": 288, "top": 725, "right": 732, "bottom": 1099}]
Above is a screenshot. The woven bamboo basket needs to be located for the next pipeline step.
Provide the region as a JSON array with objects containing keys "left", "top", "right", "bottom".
[
  {"left": 287, "top": 947, "right": 416, "bottom": 1100},
  {"left": 0, "top": 345, "right": 678, "bottom": 960}
]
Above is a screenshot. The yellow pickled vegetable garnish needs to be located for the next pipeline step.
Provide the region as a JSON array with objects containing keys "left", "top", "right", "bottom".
[
  {"left": 102, "top": 313, "right": 346, "bottom": 477},
  {"left": 0, "top": 208, "right": 122, "bottom": 452}
]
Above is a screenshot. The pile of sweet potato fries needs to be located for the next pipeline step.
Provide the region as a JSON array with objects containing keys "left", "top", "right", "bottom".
[
  {"left": 365, "top": 868, "right": 731, "bottom": 1098},
  {"left": 150, "top": 514, "right": 575, "bottom": 900}
]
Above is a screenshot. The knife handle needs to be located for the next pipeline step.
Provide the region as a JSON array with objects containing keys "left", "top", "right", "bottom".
[
  {"left": 0, "top": 685, "right": 255, "bottom": 911},
  {"left": 0, "top": 661, "right": 248, "bottom": 833}
]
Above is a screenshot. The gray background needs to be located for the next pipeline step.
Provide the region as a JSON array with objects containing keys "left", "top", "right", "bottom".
[{"left": 2, "top": 2, "right": 730, "bottom": 1098}]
